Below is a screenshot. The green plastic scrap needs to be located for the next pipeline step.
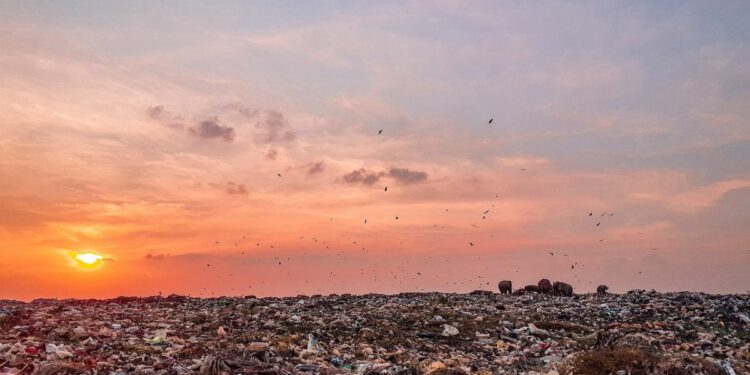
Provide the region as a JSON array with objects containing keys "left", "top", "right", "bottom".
[{"left": 144, "top": 336, "right": 168, "bottom": 345}]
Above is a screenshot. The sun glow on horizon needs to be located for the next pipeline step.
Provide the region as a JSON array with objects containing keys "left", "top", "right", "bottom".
[{"left": 71, "top": 252, "right": 105, "bottom": 268}]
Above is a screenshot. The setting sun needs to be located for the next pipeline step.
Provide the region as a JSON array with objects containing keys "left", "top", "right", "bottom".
[{"left": 71, "top": 252, "right": 104, "bottom": 268}]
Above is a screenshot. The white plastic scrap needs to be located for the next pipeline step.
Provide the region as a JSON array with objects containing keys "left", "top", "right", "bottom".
[
  {"left": 441, "top": 324, "right": 459, "bottom": 336},
  {"left": 720, "top": 361, "right": 736, "bottom": 375}
]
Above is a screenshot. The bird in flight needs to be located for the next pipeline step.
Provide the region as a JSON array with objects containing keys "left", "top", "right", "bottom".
[
  {"left": 378, "top": 129, "right": 383, "bottom": 134},
  {"left": 596, "top": 222, "right": 601, "bottom": 227},
  {"left": 277, "top": 173, "right": 282, "bottom": 177},
  {"left": 384, "top": 186, "right": 388, "bottom": 192},
  {"left": 469, "top": 242, "right": 474, "bottom": 246},
  {"left": 488, "top": 118, "right": 493, "bottom": 124},
  {"left": 364, "top": 219, "right": 368, "bottom": 224}
]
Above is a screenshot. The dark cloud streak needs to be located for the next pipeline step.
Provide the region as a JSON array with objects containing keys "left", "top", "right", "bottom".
[
  {"left": 307, "top": 162, "right": 325, "bottom": 175},
  {"left": 388, "top": 167, "right": 428, "bottom": 184},
  {"left": 189, "top": 117, "right": 235, "bottom": 142},
  {"left": 342, "top": 167, "right": 429, "bottom": 186},
  {"left": 342, "top": 169, "right": 386, "bottom": 186},
  {"left": 225, "top": 181, "right": 248, "bottom": 195}
]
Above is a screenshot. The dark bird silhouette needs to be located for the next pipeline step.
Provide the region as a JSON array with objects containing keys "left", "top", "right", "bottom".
[
  {"left": 469, "top": 242, "right": 474, "bottom": 246},
  {"left": 596, "top": 222, "right": 601, "bottom": 227},
  {"left": 378, "top": 129, "right": 383, "bottom": 134},
  {"left": 488, "top": 118, "right": 493, "bottom": 124},
  {"left": 571, "top": 264, "right": 574, "bottom": 269},
  {"left": 384, "top": 186, "right": 388, "bottom": 192},
  {"left": 588, "top": 212, "right": 592, "bottom": 216},
  {"left": 395, "top": 216, "right": 399, "bottom": 220},
  {"left": 277, "top": 173, "right": 282, "bottom": 177},
  {"left": 364, "top": 219, "right": 367, "bottom": 224},
  {"left": 549, "top": 252, "right": 554, "bottom": 256}
]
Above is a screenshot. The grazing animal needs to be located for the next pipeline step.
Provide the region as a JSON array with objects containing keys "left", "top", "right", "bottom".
[
  {"left": 553, "top": 281, "right": 574, "bottom": 297},
  {"left": 498, "top": 280, "right": 512, "bottom": 295},
  {"left": 538, "top": 279, "right": 553, "bottom": 294},
  {"left": 524, "top": 285, "right": 540, "bottom": 293},
  {"left": 597, "top": 285, "right": 609, "bottom": 295}
]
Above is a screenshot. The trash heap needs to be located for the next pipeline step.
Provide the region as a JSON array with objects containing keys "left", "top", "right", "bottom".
[{"left": 1, "top": 290, "right": 748, "bottom": 374}]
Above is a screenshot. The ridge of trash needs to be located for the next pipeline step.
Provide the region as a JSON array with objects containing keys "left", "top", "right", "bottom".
[{"left": 1, "top": 290, "right": 748, "bottom": 375}]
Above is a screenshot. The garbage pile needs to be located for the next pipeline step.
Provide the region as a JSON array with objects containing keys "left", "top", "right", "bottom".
[{"left": 1, "top": 290, "right": 748, "bottom": 374}]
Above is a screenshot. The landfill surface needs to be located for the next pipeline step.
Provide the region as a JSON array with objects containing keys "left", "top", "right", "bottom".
[{"left": 1, "top": 290, "right": 748, "bottom": 375}]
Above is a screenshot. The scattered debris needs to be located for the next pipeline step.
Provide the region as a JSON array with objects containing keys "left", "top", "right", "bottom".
[{"left": 0, "top": 291, "right": 748, "bottom": 374}]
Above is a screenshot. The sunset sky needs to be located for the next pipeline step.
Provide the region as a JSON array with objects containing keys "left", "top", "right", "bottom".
[{"left": 1, "top": 1, "right": 749, "bottom": 301}]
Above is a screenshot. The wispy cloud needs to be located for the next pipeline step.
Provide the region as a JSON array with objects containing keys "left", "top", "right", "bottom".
[
  {"left": 307, "top": 162, "right": 325, "bottom": 175},
  {"left": 265, "top": 149, "right": 279, "bottom": 160},
  {"left": 255, "top": 111, "right": 295, "bottom": 144},
  {"left": 209, "top": 181, "right": 249, "bottom": 196}
]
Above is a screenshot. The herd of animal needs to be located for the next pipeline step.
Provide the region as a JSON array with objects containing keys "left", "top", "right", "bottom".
[{"left": 497, "top": 280, "right": 609, "bottom": 297}]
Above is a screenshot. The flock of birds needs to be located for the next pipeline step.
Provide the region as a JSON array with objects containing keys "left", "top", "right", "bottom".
[{"left": 175, "top": 118, "right": 660, "bottom": 297}]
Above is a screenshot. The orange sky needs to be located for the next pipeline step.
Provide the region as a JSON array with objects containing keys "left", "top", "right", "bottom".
[{"left": 1, "top": 2, "right": 749, "bottom": 300}]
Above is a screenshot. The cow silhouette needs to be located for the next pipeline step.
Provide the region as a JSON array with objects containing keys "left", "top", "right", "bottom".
[
  {"left": 538, "top": 279, "right": 553, "bottom": 294},
  {"left": 497, "top": 280, "right": 512, "bottom": 295}
]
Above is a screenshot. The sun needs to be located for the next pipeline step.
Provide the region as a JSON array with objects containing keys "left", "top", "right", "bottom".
[
  {"left": 70, "top": 252, "right": 105, "bottom": 268},
  {"left": 76, "top": 253, "right": 103, "bottom": 264}
]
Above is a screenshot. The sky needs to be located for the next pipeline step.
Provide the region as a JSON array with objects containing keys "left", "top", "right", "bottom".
[{"left": 1, "top": 1, "right": 749, "bottom": 301}]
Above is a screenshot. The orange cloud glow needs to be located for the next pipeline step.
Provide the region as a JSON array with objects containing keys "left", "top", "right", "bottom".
[{"left": 1, "top": 2, "right": 749, "bottom": 300}]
